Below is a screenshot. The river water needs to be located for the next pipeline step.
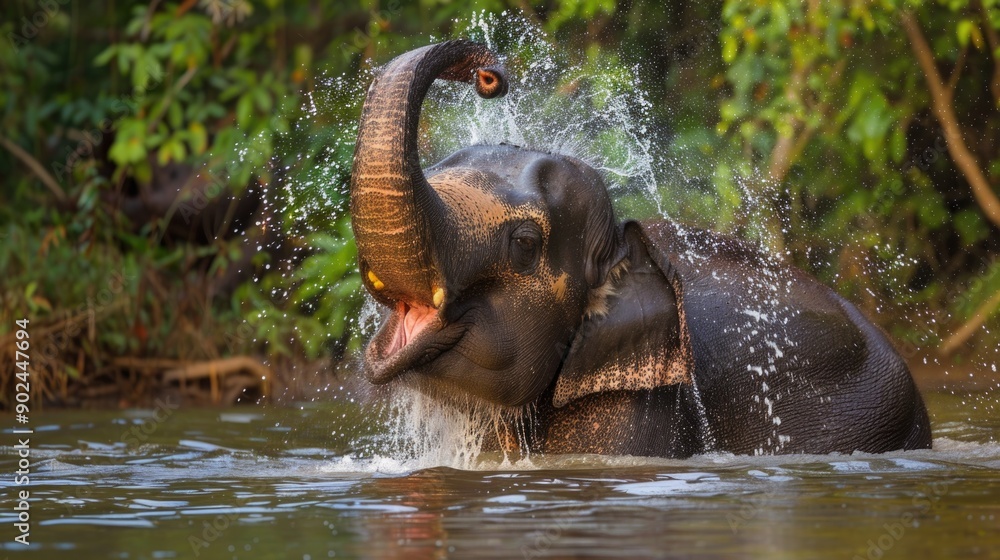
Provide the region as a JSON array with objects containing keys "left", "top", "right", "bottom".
[{"left": 1, "top": 386, "right": 998, "bottom": 559}]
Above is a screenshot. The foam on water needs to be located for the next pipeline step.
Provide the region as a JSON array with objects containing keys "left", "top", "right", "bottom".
[
  {"left": 313, "top": 435, "right": 1000, "bottom": 475},
  {"left": 27, "top": 430, "right": 1000, "bottom": 480}
]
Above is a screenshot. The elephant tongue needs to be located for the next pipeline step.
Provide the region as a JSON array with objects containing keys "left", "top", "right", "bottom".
[{"left": 387, "top": 302, "right": 437, "bottom": 356}]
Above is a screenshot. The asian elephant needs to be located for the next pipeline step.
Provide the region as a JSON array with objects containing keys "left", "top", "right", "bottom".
[{"left": 349, "top": 40, "right": 932, "bottom": 458}]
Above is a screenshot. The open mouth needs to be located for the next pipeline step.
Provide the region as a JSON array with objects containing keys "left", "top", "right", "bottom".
[{"left": 364, "top": 300, "right": 463, "bottom": 384}]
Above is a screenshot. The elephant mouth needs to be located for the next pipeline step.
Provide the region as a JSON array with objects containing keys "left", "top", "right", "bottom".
[{"left": 364, "top": 301, "right": 465, "bottom": 384}]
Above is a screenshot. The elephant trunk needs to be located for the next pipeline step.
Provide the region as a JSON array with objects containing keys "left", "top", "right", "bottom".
[{"left": 350, "top": 40, "right": 507, "bottom": 307}]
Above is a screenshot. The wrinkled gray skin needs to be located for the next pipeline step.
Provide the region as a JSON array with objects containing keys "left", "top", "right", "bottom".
[{"left": 349, "top": 40, "right": 932, "bottom": 458}]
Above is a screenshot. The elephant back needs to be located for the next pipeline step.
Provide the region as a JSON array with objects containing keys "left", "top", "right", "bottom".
[{"left": 634, "top": 220, "right": 902, "bottom": 454}]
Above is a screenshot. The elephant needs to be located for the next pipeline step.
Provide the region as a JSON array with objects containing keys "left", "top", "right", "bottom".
[{"left": 349, "top": 39, "right": 932, "bottom": 458}]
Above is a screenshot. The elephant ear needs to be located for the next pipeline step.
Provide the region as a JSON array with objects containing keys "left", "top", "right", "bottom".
[
  {"left": 553, "top": 221, "right": 693, "bottom": 408},
  {"left": 583, "top": 190, "right": 624, "bottom": 289}
]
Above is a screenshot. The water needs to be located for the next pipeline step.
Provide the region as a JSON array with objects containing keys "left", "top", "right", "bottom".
[{"left": 0, "top": 388, "right": 997, "bottom": 559}]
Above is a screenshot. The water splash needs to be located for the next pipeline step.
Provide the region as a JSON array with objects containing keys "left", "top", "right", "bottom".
[
  {"left": 379, "top": 387, "right": 495, "bottom": 469},
  {"left": 425, "top": 11, "right": 663, "bottom": 212},
  {"left": 343, "top": 384, "right": 543, "bottom": 471}
]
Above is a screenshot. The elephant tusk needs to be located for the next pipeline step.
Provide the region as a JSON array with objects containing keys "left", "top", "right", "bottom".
[
  {"left": 433, "top": 286, "right": 445, "bottom": 308},
  {"left": 368, "top": 270, "right": 385, "bottom": 291}
]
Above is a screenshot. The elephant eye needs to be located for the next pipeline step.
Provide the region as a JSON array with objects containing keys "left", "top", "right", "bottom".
[{"left": 510, "top": 223, "right": 542, "bottom": 274}]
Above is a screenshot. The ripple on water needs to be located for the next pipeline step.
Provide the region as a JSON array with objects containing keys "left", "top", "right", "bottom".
[{"left": 0, "top": 391, "right": 996, "bottom": 558}]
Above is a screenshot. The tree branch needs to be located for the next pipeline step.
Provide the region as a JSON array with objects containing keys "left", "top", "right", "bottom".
[
  {"left": 900, "top": 11, "right": 1000, "bottom": 229},
  {"left": 0, "top": 135, "right": 68, "bottom": 203},
  {"left": 140, "top": 0, "right": 163, "bottom": 42},
  {"left": 146, "top": 63, "right": 198, "bottom": 134},
  {"left": 982, "top": 1, "right": 1000, "bottom": 105},
  {"left": 940, "top": 289, "right": 1000, "bottom": 355},
  {"left": 163, "top": 356, "right": 270, "bottom": 383},
  {"left": 946, "top": 44, "right": 968, "bottom": 95},
  {"left": 163, "top": 356, "right": 271, "bottom": 403}
]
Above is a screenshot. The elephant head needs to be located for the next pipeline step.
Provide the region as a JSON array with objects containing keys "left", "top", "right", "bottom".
[{"left": 350, "top": 40, "right": 690, "bottom": 409}]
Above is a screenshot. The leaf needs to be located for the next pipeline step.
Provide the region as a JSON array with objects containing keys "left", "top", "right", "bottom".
[
  {"left": 956, "top": 19, "right": 985, "bottom": 50},
  {"left": 236, "top": 94, "right": 254, "bottom": 129},
  {"left": 957, "top": 19, "right": 973, "bottom": 46},
  {"left": 253, "top": 87, "right": 272, "bottom": 113},
  {"left": 108, "top": 119, "right": 147, "bottom": 165},
  {"left": 770, "top": 0, "right": 790, "bottom": 33},
  {"left": 103, "top": 332, "right": 128, "bottom": 351},
  {"left": 954, "top": 208, "right": 989, "bottom": 245},
  {"left": 722, "top": 33, "right": 740, "bottom": 63},
  {"left": 156, "top": 136, "right": 187, "bottom": 165},
  {"left": 116, "top": 44, "right": 140, "bottom": 74},
  {"left": 167, "top": 102, "right": 184, "bottom": 129},
  {"left": 889, "top": 126, "right": 907, "bottom": 163},
  {"left": 187, "top": 122, "right": 208, "bottom": 154},
  {"left": 133, "top": 58, "right": 149, "bottom": 91},
  {"left": 135, "top": 163, "right": 156, "bottom": 188},
  {"left": 77, "top": 184, "right": 99, "bottom": 212},
  {"left": 94, "top": 45, "right": 117, "bottom": 66},
  {"left": 137, "top": 51, "right": 165, "bottom": 91},
  {"left": 914, "top": 189, "right": 949, "bottom": 230},
  {"left": 31, "top": 295, "right": 52, "bottom": 313}
]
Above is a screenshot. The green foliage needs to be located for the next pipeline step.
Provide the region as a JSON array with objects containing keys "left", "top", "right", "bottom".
[
  {"left": 1, "top": 0, "right": 997, "bottom": 406},
  {"left": 708, "top": 0, "right": 999, "bottom": 341},
  {"left": 236, "top": 220, "right": 363, "bottom": 360}
]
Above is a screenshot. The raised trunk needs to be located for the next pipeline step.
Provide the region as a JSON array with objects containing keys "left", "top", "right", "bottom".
[{"left": 350, "top": 40, "right": 506, "bottom": 306}]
